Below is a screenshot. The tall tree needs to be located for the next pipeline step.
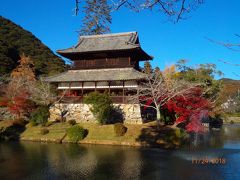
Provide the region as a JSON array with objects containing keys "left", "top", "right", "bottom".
[
  {"left": 176, "top": 60, "right": 223, "bottom": 99},
  {"left": 11, "top": 54, "right": 36, "bottom": 81},
  {"left": 76, "top": 0, "right": 203, "bottom": 23},
  {"left": 132, "top": 65, "right": 199, "bottom": 126},
  {"left": 163, "top": 87, "right": 212, "bottom": 132},
  {"left": 80, "top": 0, "right": 112, "bottom": 35},
  {"left": 0, "top": 54, "right": 36, "bottom": 119}
]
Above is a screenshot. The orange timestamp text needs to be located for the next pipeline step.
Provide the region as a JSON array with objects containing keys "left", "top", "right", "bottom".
[{"left": 192, "top": 157, "right": 226, "bottom": 165}]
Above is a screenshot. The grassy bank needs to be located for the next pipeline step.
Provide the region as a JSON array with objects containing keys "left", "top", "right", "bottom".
[
  {"left": 21, "top": 122, "right": 148, "bottom": 146},
  {"left": 62, "top": 123, "right": 145, "bottom": 146},
  {"left": 1, "top": 120, "right": 186, "bottom": 149},
  {"left": 223, "top": 114, "right": 240, "bottom": 124}
]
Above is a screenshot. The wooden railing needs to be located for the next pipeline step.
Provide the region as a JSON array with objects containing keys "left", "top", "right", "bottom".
[
  {"left": 110, "top": 96, "right": 133, "bottom": 104},
  {"left": 58, "top": 96, "right": 132, "bottom": 104},
  {"left": 59, "top": 96, "right": 83, "bottom": 103}
]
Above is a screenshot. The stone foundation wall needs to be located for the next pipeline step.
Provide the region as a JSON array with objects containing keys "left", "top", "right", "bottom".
[{"left": 49, "top": 103, "right": 143, "bottom": 124}]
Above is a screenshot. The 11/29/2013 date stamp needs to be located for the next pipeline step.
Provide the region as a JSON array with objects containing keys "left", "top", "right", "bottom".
[{"left": 192, "top": 157, "right": 226, "bottom": 165}]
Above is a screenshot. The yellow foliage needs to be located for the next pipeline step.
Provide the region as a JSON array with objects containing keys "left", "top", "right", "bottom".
[
  {"left": 163, "top": 65, "right": 176, "bottom": 75},
  {"left": 162, "top": 65, "right": 179, "bottom": 88}
]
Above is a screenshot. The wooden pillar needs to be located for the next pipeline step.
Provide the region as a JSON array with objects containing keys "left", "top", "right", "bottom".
[
  {"left": 81, "top": 82, "right": 84, "bottom": 103},
  {"left": 137, "top": 81, "right": 140, "bottom": 103},
  {"left": 123, "top": 81, "right": 125, "bottom": 104},
  {"left": 69, "top": 82, "right": 71, "bottom": 96},
  {"left": 108, "top": 81, "right": 110, "bottom": 95},
  {"left": 95, "top": 81, "right": 97, "bottom": 92},
  {"left": 128, "top": 57, "right": 131, "bottom": 66}
]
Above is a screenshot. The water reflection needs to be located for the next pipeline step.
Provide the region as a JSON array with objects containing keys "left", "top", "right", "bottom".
[{"left": 0, "top": 125, "right": 240, "bottom": 180}]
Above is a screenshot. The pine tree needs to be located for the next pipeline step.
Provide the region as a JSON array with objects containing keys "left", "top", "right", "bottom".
[
  {"left": 143, "top": 61, "right": 152, "bottom": 75},
  {"left": 80, "top": 0, "right": 112, "bottom": 35}
]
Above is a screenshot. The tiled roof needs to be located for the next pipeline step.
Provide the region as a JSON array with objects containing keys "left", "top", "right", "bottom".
[
  {"left": 57, "top": 32, "right": 140, "bottom": 53},
  {"left": 45, "top": 68, "right": 146, "bottom": 82}
]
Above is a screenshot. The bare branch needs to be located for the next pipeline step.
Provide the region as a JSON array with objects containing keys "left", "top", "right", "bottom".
[
  {"left": 129, "top": 69, "right": 202, "bottom": 124},
  {"left": 75, "top": 0, "right": 81, "bottom": 15},
  {"left": 218, "top": 59, "right": 240, "bottom": 67},
  {"left": 76, "top": 0, "right": 203, "bottom": 22},
  {"left": 176, "top": 0, "right": 186, "bottom": 22},
  {"left": 206, "top": 37, "right": 240, "bottom": 52}
]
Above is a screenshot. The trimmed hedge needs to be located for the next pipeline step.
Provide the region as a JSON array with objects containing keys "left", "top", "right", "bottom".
[
  {"left": 40, "top": 128, "right": 49, "bottom": 135},
  {"left": 114, "top": 123, "right": 127, "bottom": 136},
  {"left": 67, "top": 125, "right": 88, "bottom": 142}
]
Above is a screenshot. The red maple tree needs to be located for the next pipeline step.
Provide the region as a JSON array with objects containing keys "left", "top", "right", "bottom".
[
  {"left": 0, "top": 91, "right": 34, "bottom": 119},
  {"left": 163, "top": 87, "right": 212, "bottom": 132},
  {"left": 142, "top": 87, "right": 212, "bottom": 132},
  {"left": 0, "top": 54, "right": 36, "bottom": 119}
]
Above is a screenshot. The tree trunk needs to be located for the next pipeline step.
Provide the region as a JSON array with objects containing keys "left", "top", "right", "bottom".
[
  {"left": 156, "top": 107, "right": 161, "bottom": 129},
  {"left": 171, "top": 122, "right": 178, "bottom": 128}
]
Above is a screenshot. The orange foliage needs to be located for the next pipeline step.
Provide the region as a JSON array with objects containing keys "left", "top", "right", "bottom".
[
  {"left": 0, "top": 54, "right": 36, "bottom": 119},
  {"left": 11, "top": 53, "right": 36, "bottom": 81}
]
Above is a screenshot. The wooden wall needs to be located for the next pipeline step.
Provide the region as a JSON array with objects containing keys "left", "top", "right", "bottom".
[{"left": 72, "top": 57, "right": 139, "bottom": 70}]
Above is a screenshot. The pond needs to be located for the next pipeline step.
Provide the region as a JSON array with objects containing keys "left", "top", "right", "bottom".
[{"left": 0, "top": 124, "right": 240, "bottom": 180}]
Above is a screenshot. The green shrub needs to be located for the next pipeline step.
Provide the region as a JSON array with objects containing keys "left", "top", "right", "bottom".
[
  {"left": 84, "top": 92, "right": 113, "bottom": 125},
  {"left": 68, "top": 120, "right": 76, "bottom": 126},
  {"left": 40, "top": 128, "right": 49, "bottom": 135},
  {"left": 114, "top": 123, "right": 127, "bottom": 136},
  {"left": 67, "top": 125, "right": 88, "bottom": 142},
  {"left": 30, "top": 105, "right": 50, "bottom": 125}
]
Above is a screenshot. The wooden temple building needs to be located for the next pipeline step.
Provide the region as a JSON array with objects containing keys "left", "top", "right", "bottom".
[{"left": 46, "top": 32, "right": 153, "bottom": 123}]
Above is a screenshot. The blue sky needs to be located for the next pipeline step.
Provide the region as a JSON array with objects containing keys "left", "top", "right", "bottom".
[{"left": 1, "top": 0, "right": 240, "bottom": 79}]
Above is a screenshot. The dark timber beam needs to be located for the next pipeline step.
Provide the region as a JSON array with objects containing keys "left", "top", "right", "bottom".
[{"left": 123, "top": 81, "right": 125, "bottom": 104}]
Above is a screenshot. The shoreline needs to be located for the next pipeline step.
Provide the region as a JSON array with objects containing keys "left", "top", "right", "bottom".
[
  {"left": 1, "top": 121, "right": 183, "bottom": 149},
  {"left": 19, "top": 137, "right": 145, "bottom": 147},
  {"left": 1, "top": 120, "right": 240, "bottom": 148}
]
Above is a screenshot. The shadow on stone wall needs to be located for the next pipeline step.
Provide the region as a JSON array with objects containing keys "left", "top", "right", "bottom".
[
  {"left": 108, "top": 106, "right": 124, "bottom": 124},
  {"left": 140, "top": 106, "right": 156, "bottom": 123}
]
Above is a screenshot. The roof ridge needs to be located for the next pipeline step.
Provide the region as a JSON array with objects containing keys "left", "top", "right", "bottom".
[
  {"left": 80, "top": 31, "right": 137, "bottom": 39},
  {"left": 75, "top": 38, "right": 84, "bottom": 48},
  {"left": 69, "top": 68, "right": 134, "bottom": 72},
  {"left": 129, "top": 32, "right": 137, "bottom": 43}
]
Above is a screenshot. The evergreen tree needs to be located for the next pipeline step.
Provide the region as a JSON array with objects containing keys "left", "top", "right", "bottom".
[{"left": 80, "top": 0, "right": 112, "bottom": 35}]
